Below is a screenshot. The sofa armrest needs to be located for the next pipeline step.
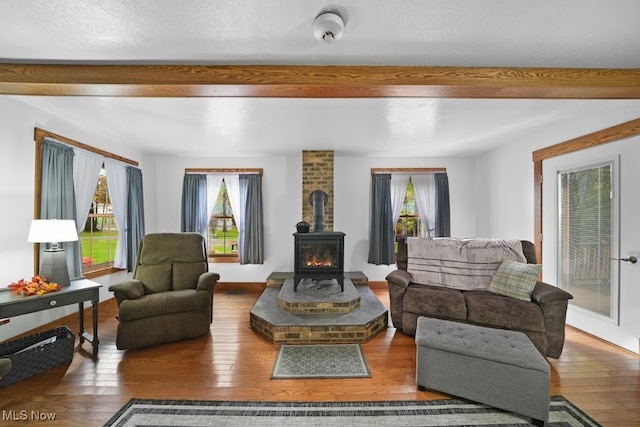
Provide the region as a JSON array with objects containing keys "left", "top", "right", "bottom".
[
  {"left": 531, "top": 281, "right": 573, "bottom": 305},
  {"left": 386, "top": 269, "right": 413, "bottom": 330},
  {"left": 197, "top": 272, "right": 220, "bottom": 294},
  {"left": 386, "top": 269, "right": 412, "bottom": 290},
  {"left": 531, "top": 281, "right": 573, "bottom": 358},
  {"left": 109, "top": 279, "right": 145, "bottom": 304}
]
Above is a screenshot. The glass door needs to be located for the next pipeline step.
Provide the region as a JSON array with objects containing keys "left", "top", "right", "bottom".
[{"left": 558, "top": 163, "right": 616, "bottom": 322}]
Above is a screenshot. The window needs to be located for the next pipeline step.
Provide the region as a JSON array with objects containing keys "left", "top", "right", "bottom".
[
  {"left": 81, "top": 168, "right": 119, "bottom": 272},
  {"left": 208, "top": 179, "right": 239, "bottom": 258},
  {"left": 33, "top": 128, "right": 143, "bottom": 279},
  {"left": 181, "top": 169, "right": 264, "bottom": 264},
  {"left": 368, "top": 169, "right": 448, "bottom": 266},
  {"left": 395, "top": 179, "right": 423, "bottom": 238}
]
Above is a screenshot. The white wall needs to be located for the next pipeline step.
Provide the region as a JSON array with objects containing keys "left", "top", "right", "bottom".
[
  {"left": 475, "top": 102, "right": 640, "bottom": 241},
  {"left": 151, "top": 152, "right": 478, "bottom": 284},
  {"left": 0, "top": 96, "right": 153, "bottom": 341}
]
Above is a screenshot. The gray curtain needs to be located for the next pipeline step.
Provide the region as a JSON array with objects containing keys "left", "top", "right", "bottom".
[
  {"left": 435, "top": 172, "right": 451, "bottom": 237},
  {"left": 368, "top": 173, "right": 395, "bottom": 265},
  {"left": 126, "top": 166, "right": 145, "bottom": 272},
  {"left": 181, "top": 174, "right": 208, "bottom": 234},
  {"left": 239, "top": 174, "right": 264, "bottom": 264},
  {"left": 40, "top": 138, "right": 81, "bottom": 279}
]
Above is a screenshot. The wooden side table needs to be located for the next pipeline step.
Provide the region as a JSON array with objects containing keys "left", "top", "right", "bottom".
[{"left": 0, "top": 279, "right": 102, "bottom": 355}]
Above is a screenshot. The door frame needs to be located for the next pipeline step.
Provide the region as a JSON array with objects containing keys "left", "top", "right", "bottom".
[{"left": 532, "top": 117, "right": 640, "bottom": 264}]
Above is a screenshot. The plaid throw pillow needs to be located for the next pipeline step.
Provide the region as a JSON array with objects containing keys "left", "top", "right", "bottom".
[{"left": 487, "top": 260, "right": 542, "bottom": 301}]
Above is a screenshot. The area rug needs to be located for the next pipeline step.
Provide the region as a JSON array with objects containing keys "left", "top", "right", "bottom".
[
  {"left": 104, "top": 396, "right": 602, "bottom": 427},
  {"left": 271, "top": 344, "right": 370, "bottom": 379}
]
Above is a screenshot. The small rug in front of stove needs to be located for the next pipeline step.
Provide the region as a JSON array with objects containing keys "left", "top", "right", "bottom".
[{"left": 271, "top": 344, "right": 371, "bottom": 379}]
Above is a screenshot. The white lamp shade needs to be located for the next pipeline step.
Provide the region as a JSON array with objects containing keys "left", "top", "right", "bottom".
[{"left": 28, "top": 219, "right": 79, "bottom": 243}]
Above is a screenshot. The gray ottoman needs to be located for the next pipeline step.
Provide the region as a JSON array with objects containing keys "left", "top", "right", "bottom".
[{"left": 416, "top": 317, "right": 550, "bottom": 426}]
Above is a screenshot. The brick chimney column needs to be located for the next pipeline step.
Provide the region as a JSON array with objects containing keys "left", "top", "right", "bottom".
[{"left": 302, "top": 150, "right": 334, "bottom": 231}]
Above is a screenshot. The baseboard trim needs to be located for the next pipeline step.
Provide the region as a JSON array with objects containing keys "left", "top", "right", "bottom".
[
  {"left": 368, "top": 281, "right": 387, "bottom": 289},
  {"left": 215, "top": 282, "right": 265, "bottom": 292}
]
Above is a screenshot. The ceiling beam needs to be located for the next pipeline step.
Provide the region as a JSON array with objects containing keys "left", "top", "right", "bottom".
[{"left": 1, "top": 64, "right": 639, "bottom": 98}]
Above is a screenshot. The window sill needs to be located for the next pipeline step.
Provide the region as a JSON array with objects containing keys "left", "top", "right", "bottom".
[
  {"left": 84, "top": 266, "right": 125, "bottom": 279},
  {"left": 209, "top": 255, "right": 239, "bottom": 264}
]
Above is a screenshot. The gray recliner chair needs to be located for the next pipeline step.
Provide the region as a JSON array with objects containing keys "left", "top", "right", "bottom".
[{"left": 109, "top": 233, "right": 219, "bottom": 350}]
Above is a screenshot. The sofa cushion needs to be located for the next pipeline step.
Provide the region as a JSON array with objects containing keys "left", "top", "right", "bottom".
[
  {"left": 404, "top": 284, "right": 467, "bottom": 321},
  {"left": 464, "top": 291, "right": 545, "bottom": 333},
  {"left": 487, "top": 260, "right": 542, "bottom": 301}
]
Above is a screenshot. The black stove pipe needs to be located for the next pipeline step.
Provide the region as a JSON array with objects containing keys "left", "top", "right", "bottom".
[{"left": 309, "top": 190, "right": 328, "bottom": 232}]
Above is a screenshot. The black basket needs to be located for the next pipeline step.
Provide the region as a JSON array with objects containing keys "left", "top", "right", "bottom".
[{"left": 0, "top": 326, "right": 75, "bottom": 388}]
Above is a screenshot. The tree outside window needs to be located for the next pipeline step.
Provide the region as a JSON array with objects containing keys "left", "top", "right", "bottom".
[
  {"left": 81, "top": 168, "right": 118, "bottom": 272},
  {"left": 208, "top": 180, "right": 239, "bottom": 258},
  {"left": 395, "top": 179, "right": 423, "bottom": 238}
]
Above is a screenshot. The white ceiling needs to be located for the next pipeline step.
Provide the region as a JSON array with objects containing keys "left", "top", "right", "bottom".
[{"left": 2, "top": 0, "right": 640, "bottom": 157}]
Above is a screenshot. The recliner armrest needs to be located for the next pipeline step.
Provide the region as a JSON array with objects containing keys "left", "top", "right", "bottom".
[
  {"left": 197, "top": 272, "right": 220, "bottom": 293},
  {"left": 109, "top": 279, "right": 145, "bottom": 304}
]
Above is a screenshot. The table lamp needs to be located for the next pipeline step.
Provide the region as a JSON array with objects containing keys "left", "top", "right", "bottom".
[{"left": 28, "top": 219, "right": 78, "bottom": 287}]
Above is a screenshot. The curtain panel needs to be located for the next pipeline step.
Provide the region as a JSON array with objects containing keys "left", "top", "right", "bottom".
[
  {"left": 181, "top": 174, "right": 207, "bottom": 235},
  {"left": 434, "top": 172, "right": 451, "bottom": 237},
  {"left": 411, "top": 174, "right": 436, "bottom": 238},
  {"left": 205, "top": 175, "right": 224, "bottom": 247},
  {"left": 72, "top": 148, "right": 103, "bottom": 275},
  {"left": 368, "top": 173, "right": 395, "bottom": 265},
  {"left": 239, "top": 174, "right": 264, "bottom": 264},
  {"left": 105, "top": 160, "right": 127, "bottom": 269},
  {"left": 126, "top": 166, "right": 145, "bottom": 272},
  {"left": 223, "top": 174, "right": 242, "bottom": 256},
  {"left": 40, "top": 138, "right": 81, "bottom": 279},
  {"left": 390, "top": 173, "right": 410, "bottom": 226}
]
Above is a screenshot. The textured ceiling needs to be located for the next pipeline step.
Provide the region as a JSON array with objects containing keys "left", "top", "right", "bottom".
[{"left": 2, "top": 0, "right": 640, "bottom": 157}]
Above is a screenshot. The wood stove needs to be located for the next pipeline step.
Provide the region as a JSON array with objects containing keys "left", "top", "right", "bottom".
[{"left": 293, "top": 231, "right": 345, "bottom": 291}]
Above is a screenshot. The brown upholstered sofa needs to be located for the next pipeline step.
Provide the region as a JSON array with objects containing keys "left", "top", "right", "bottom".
[
  {"left": 386, "top": 238, "right": 573, "bottom": 358},
  {"left": 109, "top": 233, "right": 219, "bottom": 350}
]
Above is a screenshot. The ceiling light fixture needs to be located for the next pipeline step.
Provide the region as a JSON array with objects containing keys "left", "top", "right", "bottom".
[{"left": 313, "top": 11, "right": 344, "bottom": 44}]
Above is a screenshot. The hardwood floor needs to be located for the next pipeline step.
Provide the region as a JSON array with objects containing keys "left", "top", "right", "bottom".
[{"left": 0, "top": 287, "right": 638, "bottom": 426}]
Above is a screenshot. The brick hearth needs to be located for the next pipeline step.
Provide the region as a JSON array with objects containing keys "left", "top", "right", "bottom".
[
  {"left": 277, "top": 278, "right": 361, "bottom": 314},
  {"left": 250, "top": 275, "right": 388, "bottom": 344}
]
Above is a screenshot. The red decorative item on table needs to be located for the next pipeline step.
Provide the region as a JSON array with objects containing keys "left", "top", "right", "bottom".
[{"left": 8, "top": 276, "right": 62, "bottom": 296}]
